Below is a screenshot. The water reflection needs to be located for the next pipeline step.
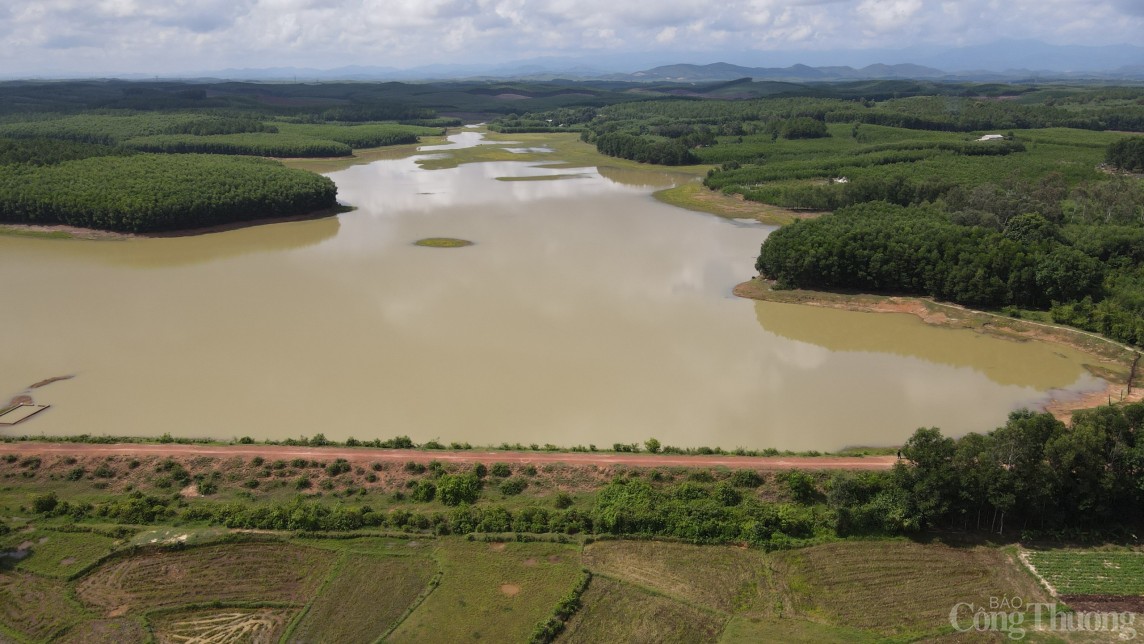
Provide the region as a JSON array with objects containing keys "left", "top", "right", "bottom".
[
  {"left": 0, "top": 216, "right": 339, "bottom": 269},
  {"left": 0, "top": 130, "right": 1111, "bottom": 451},
  {"left": 753, "top": 300, "right": 1097, "bottom": 390}
]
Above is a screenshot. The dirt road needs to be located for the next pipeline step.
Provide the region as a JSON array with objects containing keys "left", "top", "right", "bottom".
[{"left": 0, "top": 442, "right": 896, "bottom": 470}]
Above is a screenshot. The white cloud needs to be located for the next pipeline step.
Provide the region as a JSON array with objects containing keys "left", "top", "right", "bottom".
[{"left": 0, "top": 0, "right": 1140, "bottom": 75}]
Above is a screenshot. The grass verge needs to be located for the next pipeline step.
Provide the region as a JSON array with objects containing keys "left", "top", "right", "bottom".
[{"left": 388, "top": 539, "right": 582, "bottom": 643}]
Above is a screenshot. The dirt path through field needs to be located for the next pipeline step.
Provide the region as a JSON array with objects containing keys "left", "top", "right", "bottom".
[{"left": 0, "top": 442, "right": 896, "bottom": 470}]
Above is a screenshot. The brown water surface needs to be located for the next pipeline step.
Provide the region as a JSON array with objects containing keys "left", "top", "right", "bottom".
[{"left": 0, "top": 131, "right": 1103, "bottom": 450}]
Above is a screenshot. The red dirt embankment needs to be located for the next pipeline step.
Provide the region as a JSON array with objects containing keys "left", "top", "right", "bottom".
[{"left": 0, "top": 442, "right": 896, "bottom": 471}]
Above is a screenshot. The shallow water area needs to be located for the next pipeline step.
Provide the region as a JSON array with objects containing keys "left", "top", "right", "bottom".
[{"left": 0, "top": 131, "right": 1106, "bottom": 450}]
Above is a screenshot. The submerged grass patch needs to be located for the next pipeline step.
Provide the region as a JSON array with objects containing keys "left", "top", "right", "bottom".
[
  {"left": 0, "top": 225, "right": 74, "bottom": 240},
  {"left": 414, "top": 237, "right": 473, "bottom": 248},
  {"left": 495, "top": 173, "right": 591, "bottom": 181},
  {"left": 654, "top": 182, "right": 811, "bottom": 225}
]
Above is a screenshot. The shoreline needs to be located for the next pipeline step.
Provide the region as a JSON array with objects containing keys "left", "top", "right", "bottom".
[
  {"left": 733, "top": 278, "right": 1144, "bottom": 421},
  {"left": 0, "top": 441, "right": 896, "bottom": 470},
  {"left": 652, "top": 182, "right": 821, "bottom": 226},
  {"left": 0, "top": 205, "right": 352, "bottom": 241}
]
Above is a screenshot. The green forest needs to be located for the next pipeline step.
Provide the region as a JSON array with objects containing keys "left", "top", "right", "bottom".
[
  {"left": 0, "top": 90, "right": 449, "bottom": 231},
  {"left": 488, "top": 82, "right": 1144, "bottom": 348}
]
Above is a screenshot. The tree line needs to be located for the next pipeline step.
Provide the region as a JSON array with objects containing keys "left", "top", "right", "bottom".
[
  {"left": 0, "top": 153, "right": 337, "bottom": 232},
  {"left": 26, "top": 403, "right": 1143, "bottom": 545}
]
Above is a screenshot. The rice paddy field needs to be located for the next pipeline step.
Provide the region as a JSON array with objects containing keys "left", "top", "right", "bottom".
[{"left": 1, "top": 529, "right": 1141, "bottom": 642}]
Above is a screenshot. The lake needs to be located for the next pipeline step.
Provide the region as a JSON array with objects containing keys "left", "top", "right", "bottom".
[{"left": 0, "top": 130, "right": 1105, "bottom": 451}]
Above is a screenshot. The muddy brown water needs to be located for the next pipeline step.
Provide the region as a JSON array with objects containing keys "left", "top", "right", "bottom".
[{"left": 0, "top": 131, "right": 1105, "bottom": 451}]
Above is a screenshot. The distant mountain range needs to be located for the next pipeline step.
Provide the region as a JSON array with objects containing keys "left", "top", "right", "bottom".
[
  {"left": 616, "top": 61, "right": 1144, "bottom": 83},
  {"left": 625, "top": 62, "right": 949, "bottom": 82},
  {"left": 9, "top": 40, "right": 1143, "bottom": 82}
]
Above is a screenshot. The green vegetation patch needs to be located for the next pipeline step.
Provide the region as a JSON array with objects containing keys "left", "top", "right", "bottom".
[
  {"left": 718, "top": 615, "right": 879, "bottom": 643},
  {"left": 55, "top": 618, "right": 148, "bottom": 644},
  {"left": 1025, "top": 549, "right": 1144, "bottom": 596},
  {"left": 0, "top": 153, "right": 337, "bottom": 233},
  {"left": 582, "top": 540, "right": 770, "bottom": 614},
  {"left": 275, "top": 121, "right": 441, "bottom": 148},
  {"left": 562, "top": 575, "right": 725, "bottom": 643},
  {"left": 0, "top": 571, "right": 87, "bottom": 641},
  {"left": 289, "top": 553, "right": 434, "bottom": 642},
  {"left": 495, "top": 173, "right": 590, "bottom": 181},
  {"left": 124, "top": 132, "right": 353, "bottom": 157},
  {"left": 151, "top": 607, "right": 295, "bottom": 643},
  {"left": 414, "top": 237, "right": 473, "bottom": 248},
  {"left": 7, "top": 528, "right": 115, "bottom": 579},
  {"left": 0, "top": 225, "right": 73, "bottom": 239},
  {"left": 776, "top": 541, "right": 1050, "bottom": 638},
  {"left": 654, "top": 182, "right": 806, "bottom": 225},
  {"left": 389, "top": 540, "right": 581, "bottom": 643},
  {"left": 75, "top": 542, "right": 336, "bottom": 614}
]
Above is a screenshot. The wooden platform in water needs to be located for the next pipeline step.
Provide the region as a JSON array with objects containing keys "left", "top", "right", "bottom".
[{"left": 0, "top": 404, "right": 50, "bottom": 425}]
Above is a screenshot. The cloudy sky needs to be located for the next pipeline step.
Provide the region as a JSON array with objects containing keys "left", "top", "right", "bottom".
[{"left": 3, "top": 0, "right": 1142, "bottom": 75}]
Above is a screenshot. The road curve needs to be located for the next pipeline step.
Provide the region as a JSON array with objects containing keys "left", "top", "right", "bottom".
[{"left": 0, "top": 441, "right": 896, "bottom": 470}]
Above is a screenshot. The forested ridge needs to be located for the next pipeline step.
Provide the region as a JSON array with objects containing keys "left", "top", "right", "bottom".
[
  {"left": 0, "top": 91, "right": 448, "bottom": 232},
  {"left": 488, "top": 82, "right": 1144, "bottom": 347},
  {"left": 0, "top": 151, "right": 337, "bottom": 232}
]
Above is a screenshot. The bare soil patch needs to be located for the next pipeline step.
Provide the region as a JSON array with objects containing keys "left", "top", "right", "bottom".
[{"left": 500, "top": 583, "right": 521, "bottom": 596}]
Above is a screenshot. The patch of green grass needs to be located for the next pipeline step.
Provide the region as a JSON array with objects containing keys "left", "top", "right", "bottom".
[
  {"left": 0, "top": 225, "right": 73, "bottom": 239},
  {"left": 775, "top": 541, "right": 1051, "bottom": 639},
  {"left": 563, "top": 576, "right": 725, "bottom": 643},
  {"left": 582, "top": 540, "right": 770, "bottom": 614},
  {"left": 388, "top": 540, "right": 582, "bottom": 643},
  {"left": 129, "top": 526, "right": 231, "bottom": 548},
  {"left": 719, "top": 615, "right": 879, "bottom": 643},
  {"left": 75, "top": 542, "right": 336, "bottom": 614},
  {"left": 280, "top": 136, "right": 448, "bottom": 173},
  {"left": 416, "top": 130, "right": 709, "bottom": 174},
  {"left": 653, "top": 183, "right": 805, "bottom": 225},
  {"left": 1025, "top": 549, "right": 1144, "bottom": 596},
  {"left": 294, "top": 536, "right": 432, "bottom": 557},
  {"left": 0, "top": 571, "right": 88, "bottom": 641},
  {"left": 414, "top": 237, "right": 473, "bottom": 248},
  {"left": 495, "top": 173, "right": 590, "bottom": 181},
  {"left": 10, "top": 529, "right": 115, "bottom": 579},
  {"left": 289, "top": 552, "right": 435, "bottom": 642},
  {"left": 56, "top": 617, "right": 148, "bottom": 644}
]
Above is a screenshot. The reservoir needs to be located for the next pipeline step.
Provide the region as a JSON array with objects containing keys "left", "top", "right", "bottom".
[{"left": 0, "top": 131, "right": 1107, "bottom": 451}]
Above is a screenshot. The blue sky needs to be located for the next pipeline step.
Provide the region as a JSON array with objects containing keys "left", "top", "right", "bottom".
[{"left": 3, "top": 0, "right": 1142, "bottom": 75}]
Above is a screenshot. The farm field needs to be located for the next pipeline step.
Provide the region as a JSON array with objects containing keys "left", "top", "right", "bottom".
[
  {"left": 287, "top": 549, "right": 435, "bottom": 642},
  {"left": 561, "top": 575, "right": 725, "bottom": 643},
  {"left": 387, "top": 539, "right": 583, "bottom": 643},
  {"left": 1, "top": 530, "right": 1141, "bottom": 642},
  {"left": 775, "top": 541, "right": 1052, "bottom": 639},
  {"left": 1024, "top": 549, "right": 1144, "bottom": 596}
]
